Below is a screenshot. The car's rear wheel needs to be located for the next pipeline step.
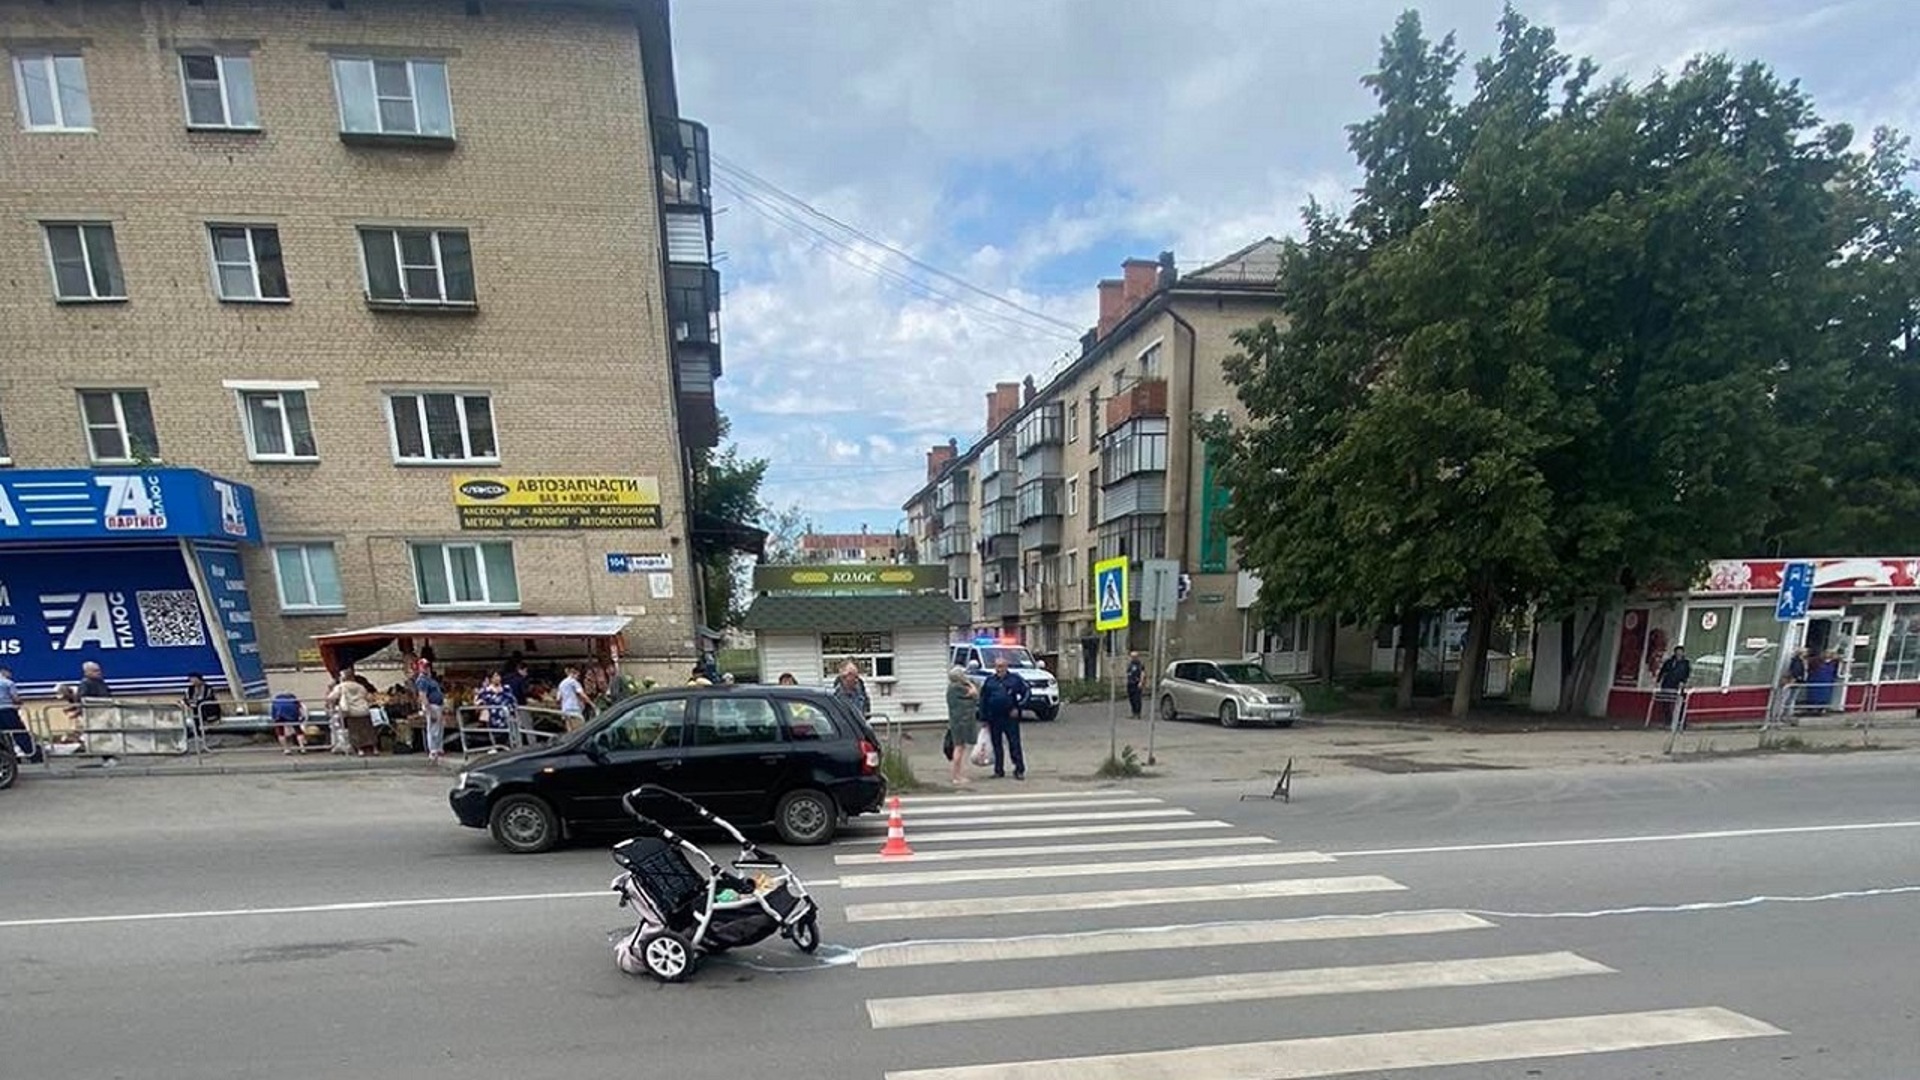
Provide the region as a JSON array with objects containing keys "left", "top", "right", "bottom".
[
  {"left": 1159, "top": 695, "right": 1178, "bottom": 723},
  {"left": 1218, "top": 700, "right": 1241, "bottom": 729},
  {"left": 774, "top": 788, "right": 837, "bottom": 845},
  {"left": 489, "top": 793, "right": 560, "bottom": 854},
  {"left": 0, "top": 745, "right": 17, "bottom": 791}
]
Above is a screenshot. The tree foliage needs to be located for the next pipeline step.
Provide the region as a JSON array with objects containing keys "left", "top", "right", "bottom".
[
  {"left": 687, "top": 414, "right": 769, "bottom": 627},
  {"left": 1213, "top": 5, "right": 1919, "bottom": 715}
]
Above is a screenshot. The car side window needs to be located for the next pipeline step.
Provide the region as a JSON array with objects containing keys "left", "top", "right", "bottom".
[
  {"left": 693, "top": 697, "right": 782, "bottom": 746},
  {"left": 1172, "top": 662, "right": 1194, "bottom": 680},
  {"left": 782, "top": 699, "right": 840, "bottom": 741},
  {"left": 602, "top": 699, "right": 685, "bottom": 751}
]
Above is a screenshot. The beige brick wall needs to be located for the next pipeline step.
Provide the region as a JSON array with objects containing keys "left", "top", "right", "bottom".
[{"left": 0, "top": 0, "right": 703, "bottom": 669}]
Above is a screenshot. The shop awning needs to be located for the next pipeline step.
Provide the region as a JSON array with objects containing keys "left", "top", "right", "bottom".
[
  {"left": 311, "top": 616, "right": 633, "bottom": 673},
  {"left": 742, "top": 594, "right": 969, "bottom": 633}
]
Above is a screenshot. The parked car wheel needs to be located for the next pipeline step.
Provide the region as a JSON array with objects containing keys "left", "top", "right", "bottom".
[
  {"left": 1218, "top": 700, "right": 1241, "bottom": 729},
  {"left": 1033, "top": 704, "right": 1059, "bottom": 723},
  {"left": 1159, "top": 695, "right": 1179, "bottom": 723},
  {"left": 774, "top": 788, "right": 837, "bottom": 845},
  {"left": 0, "top": 745, "right": 17, "bottom": 791},
  {"left": 489, "top": 793, "right": 560, "bottom": 854}
]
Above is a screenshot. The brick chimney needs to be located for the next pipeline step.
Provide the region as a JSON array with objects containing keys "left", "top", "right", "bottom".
[
  {"left": 1157, "top": 250, "right": 1177, "bottom": 287},
  {"left": 986, "top": 381, "right": 1021, "bottom": 431},
  {"left": 1121, "top": 257, "right": 1159, "bottom": 308},
  {"left": 1096, "top": 279, "right": 1124, "bottom": 338},
  {"left": 926, "top": 443, "right": 955, "bottom": 481}
]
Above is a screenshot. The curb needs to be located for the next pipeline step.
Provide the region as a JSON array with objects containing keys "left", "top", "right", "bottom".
[{"left": 33, "top": 758, "right": 451, "bottom": 780}]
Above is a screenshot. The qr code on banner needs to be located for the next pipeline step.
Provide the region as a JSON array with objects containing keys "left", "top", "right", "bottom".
[{"left": 137, "top": 590, "right": 208, "bottom": 648}]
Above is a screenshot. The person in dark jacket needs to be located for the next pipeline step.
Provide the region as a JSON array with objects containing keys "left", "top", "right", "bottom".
[
  {"left": 977, "top": 657, "right": 1030, "bottom": 780},
  {"left": 1125, "top": 651, "right": 1146, "bottom": 719},
  {"left": 1656, "top": 646, "right": 1691, "bottom": 726}
]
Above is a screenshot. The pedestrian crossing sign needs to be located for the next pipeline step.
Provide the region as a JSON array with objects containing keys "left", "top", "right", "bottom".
[{"left": 1094, "top": 556, "right": 1129, "bottom": 632}]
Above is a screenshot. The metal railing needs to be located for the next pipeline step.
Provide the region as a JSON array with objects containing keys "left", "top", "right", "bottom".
[
  {"left": 453, "top": 705, "right": 576, "bottom": 760},
  {"left": 27, "top": 700, "right": 198, "bottom": 764}
]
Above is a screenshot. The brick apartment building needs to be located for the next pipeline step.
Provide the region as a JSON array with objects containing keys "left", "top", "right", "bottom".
[
  {"left": 904, "top": 241, "right": 1325, "bottom": 682},
  {"left": 797, "top": 529, "right": 914, "bottom": 565},
  {"left": 0, "top": 0, "right": 726, "bottom": 695}
]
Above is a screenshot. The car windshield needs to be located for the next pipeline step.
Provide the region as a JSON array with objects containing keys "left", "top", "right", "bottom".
[
  {"left": 1214, "top": 663, "right": 1278, "bottom": 684},
  {"left": 979, "top": 646, "right": 1036, "bottom": 668}
]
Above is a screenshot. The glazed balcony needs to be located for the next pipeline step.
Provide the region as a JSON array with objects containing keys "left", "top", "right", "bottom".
[{"left": 1104, "top": 377, "right": 1167, "bottom": 432}]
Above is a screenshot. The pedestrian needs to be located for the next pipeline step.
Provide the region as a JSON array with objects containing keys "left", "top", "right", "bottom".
[
  {"left": 687, "top": 664, "right": 711, "bottom": 687},
  {"left": 832, "top": 661, "right": 871, "bottom": 718},
  {"left": 555, "top": 664, "right": 589, "bottom": 730},
  {"left": 1656, "top": 645, "right": 1691, "bottom": 727},
  {"left": 326, "top": 666, "right": 377, "bottom": 757},
  {"left": 944, "top": 666, "right": 980, "bottom": 787},
  {"left": 269, "top": 690, "right": 307, "bottom": 755},
  {"left": 78, "top": 661, "right": 113, "bottom": 700},
  {"left": 415, "top": 665, "right": 447, "bottom": 760},
  {"left": 776, "top": 672, "right": 798, "bottom": 686},
  {"left": 978, "top": 656, "right": 1031, "bottom": 780},
  {"left": 0, "top": 664, "right": 40, "bottom": 764},
  {"left": 475, "top": 671, "right": 518, "bottom": 746},
  {"left": 1126, "top": 650, "right": 1146, "bottom": 719},
  {"left": 1776, "top": 647, "right": 1808, "bottom": 725},
  {"left": 182, "top": 672, "right": 219, "bottom": 748}
]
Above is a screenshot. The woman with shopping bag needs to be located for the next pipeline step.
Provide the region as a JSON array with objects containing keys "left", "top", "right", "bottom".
[{"left": 943, "top": 666, "right": 980, "bottom": 787}]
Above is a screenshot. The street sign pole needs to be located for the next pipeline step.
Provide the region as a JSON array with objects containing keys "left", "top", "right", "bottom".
[
  {"left": 1766, "top": 562, "right": 1816, "bottom": 728},
  {"left": 1145, "top": 563, "right": 1171, "bottom": 766},
  {"left": 1107, "top": 630, "right": 1118, "bottom": 761},
  {"left": 1094, "top": 557, "right": 1131, "bottom": 764}
]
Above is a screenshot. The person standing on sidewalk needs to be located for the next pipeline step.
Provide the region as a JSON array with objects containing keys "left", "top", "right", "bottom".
[
  {"left": 1126, "top": 651, "right": 1146, "bottom": 719},
  {"left": 978, "top": 656, "right": 1030, "bottom": 780},
  {"left": 0, "top": 665, "right": 39, "bottom": 764},
  {"left": 1657, "top": 646, "right": 1692, "bottom": 727},
  {"left": 555, "top": 665, "right": 589, "bottom": 730},
  {"left": 1775, "top": 647, "right": 1808, "bottom": 725},
  {"left": 78, "top": 661, "right": 113, "bottom": 700},
  {"left": 944, "top": 666, "right": 980, "bottom": 787},
  {"left": 832, "top": 661, "right": 871, "bottom": 718},
  {"left": 415, "top": 665, "right": 447, "bottom": 761},
  {"left": 269, "top": 690, "right": 308, "bottom": 755},
  {"left": 327, "top": 666, "right": 377, "bottom": 757}
]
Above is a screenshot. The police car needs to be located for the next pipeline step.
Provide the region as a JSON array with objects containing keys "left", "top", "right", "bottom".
[{"left": 949, "top": 637, "right": 1061, "bottom": 722}]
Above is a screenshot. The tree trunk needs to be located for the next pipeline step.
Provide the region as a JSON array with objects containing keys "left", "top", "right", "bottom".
[
  {"left": 1450, "top": 597, "right": 1494, "bottom": 718},
  {"left": 1315, "top": 615, "right": 1338, "bottom": 681},
  {"left": 1395, "top": 609, "right": 1420, "bottom": 710},
  {"left": 1558, "top": 607, "right": 1606, "bottom": 714}
]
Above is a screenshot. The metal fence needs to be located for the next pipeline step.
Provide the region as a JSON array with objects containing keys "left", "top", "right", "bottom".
[
  {"left": 26, "top": 700, "right": 198, "bottom": 764},
  {"left": 453, "top": 705, "right": 574, "bottom": 760}
]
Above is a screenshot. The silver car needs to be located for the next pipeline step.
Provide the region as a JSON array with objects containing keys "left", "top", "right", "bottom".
[{"left": 1157, "top": 660, "right": 1303, "bottom": 728}]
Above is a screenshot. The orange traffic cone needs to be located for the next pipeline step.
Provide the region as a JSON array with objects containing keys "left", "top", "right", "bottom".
[{"left": 878, "top": 796, "right": 914, "bottom": 858}]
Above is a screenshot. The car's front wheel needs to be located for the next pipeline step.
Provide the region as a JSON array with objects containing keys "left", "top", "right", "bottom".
[
  {"left": 0, "top": 745, "right": 17, "bottom": 791},
  {"left": 1218, "top": 700, "right": 1241, "bottom": 729},
  {"left": 1033, "top": 703, "right": 1059, "bottom": 723},
  {"left": 1159, "top": 695, "right": 1178, "bottom": 723},
  {"left": 489, "top": 793, "right": 560, "bottom": 854},
  {"left": 774, "top": 788, "right": 837, "bottom": 845}
]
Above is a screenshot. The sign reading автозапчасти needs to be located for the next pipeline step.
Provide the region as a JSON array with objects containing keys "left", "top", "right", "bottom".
[
  {"left": 453, "top": 475, "right": 662, "bottom": 530},
  {"left": 753, "top": 564, "right": 949, "bottom": 592}
]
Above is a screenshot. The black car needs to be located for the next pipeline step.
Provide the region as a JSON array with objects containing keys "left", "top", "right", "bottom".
[{"left": 449, "top": 685, "right": 887, "bottom": 854}]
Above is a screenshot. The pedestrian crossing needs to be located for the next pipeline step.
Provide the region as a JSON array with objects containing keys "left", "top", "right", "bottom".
[{"left": 840, "top": 788, "right": 1784, "bottom": 1079}]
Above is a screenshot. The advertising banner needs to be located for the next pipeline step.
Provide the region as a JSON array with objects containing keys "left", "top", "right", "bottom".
[
  {"left": 0, "top": 544, "right": 229, "bottom": 697},
  {"left": 189, "top": 543, "right": 269, "bottom": 696},
  {"left": 752, "top": 564, "right": 947, "bottom": 592},
  {"left": 453, "top": 475, "right": 662, "bottom": 530},
  {"left": 0, "top": 468, "right": 259, "bottom": 543}
]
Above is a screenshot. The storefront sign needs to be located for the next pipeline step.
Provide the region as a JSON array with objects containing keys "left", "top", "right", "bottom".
[
  {"left": 605, "top": 553, "right": 672, "bottom": 573},
  {"left": 753, "top": 564, "right": 948, "bottom": 592},
  {"left": 0, "top": 544, "right": 235, "bottom": 697},
  {"left": 1698, "top": 557, "right": 1920, "bottom": 594},
  {"left": 189, "top": 544, "right": 268, "bottom": 696},
  {"left": 0, "top": 468, "right": 259, "bottom": 543},
  {"left": 454, "top": 475, "right": 662, "bottom": 530}
]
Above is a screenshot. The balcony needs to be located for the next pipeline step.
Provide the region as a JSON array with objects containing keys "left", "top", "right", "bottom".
[
  {"left": 980, "top": 532, "right": 1020, "bottom": 561},
  {"left": 981, "top": 501, "right": 1018, "bottom": 539},
  {"left": 1016, "top": 403, "right": 1065, "bottom": 457},
  {"left": 1098, "top": 515, "right": 1167, "bottom": 565},
  {"left": 1105, "top": 377, "right": 1167, "bottom": 432},
  {"left": 981, "top": 591, "right": 1021, "bottom": 619},
  {"left": 1016, "top": 478, "right": 1063, "bottom": 523},
  {"left": 934, "top": 527, "right": 973, "bottom": 560},
  {"left": 1098, "top": 475, "right": 1166, "bottom": 524},
  {"left": 1101, "top": 416, "right": 1169, "bottom": 483},
  {"left": 981, "top": 469, "right": 1019, "bottom": 504},
  {"left": 1020, "top": 516, "right": 1064, "bottom": 551},
  {"left": 936, "top": 471, "right": 971, "bottom": 509},
  {"left": 657, "top": 118, "right": 712, "bottom": 212},
  {"left": 1022, "top": 580, "right": 1063, "bottom": 613}
]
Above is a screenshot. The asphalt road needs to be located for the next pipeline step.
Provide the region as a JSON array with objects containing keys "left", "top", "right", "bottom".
[{"left": 2, "top": 753, "right": 1917, "bottom": 1079}]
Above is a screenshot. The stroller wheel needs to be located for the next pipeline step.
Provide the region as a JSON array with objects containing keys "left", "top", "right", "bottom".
[
  {"left": 640, "top": 930, "right": 694, "bottom": 982},
  {"left": 790, "top": 915, "right": 820, "bottom": 955}
]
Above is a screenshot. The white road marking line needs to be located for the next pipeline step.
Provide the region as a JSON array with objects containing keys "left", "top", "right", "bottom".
[
  {"left": 846, "top": 876, "right": 1406, "bottom": 922},
  {"left": 837, "top": 819, "right": 1234, "bottom": 846},
  {"left": 840, "top": 851, "right": 1336, "bottom": 890},
  {"left": 893, "top": 797, "right": 1165, "bottom": 817},
  {"left": 847, "top": 808, "right": 1193, "bottom": 828},
  {"left": 1329, "top": 819, "right": 1920, "bottom": 859},
  {"left": 866, "top": 950, "right": 1611, "bottom": 1028},
  {"left": 857, "top": 911, "right": 1492, "bottom": 969},
  {"left": 0, "top": 890, "right": 608, "bottom": 929},
  {"left": 902, "top": 790, "right": 1136, "bottom": 805},
  {"left": 882, "top": 1006, "right": 1784, "bottom": 1080},
  {"left": 835, "top": 835, "right": 1274, "bottom": 866}
]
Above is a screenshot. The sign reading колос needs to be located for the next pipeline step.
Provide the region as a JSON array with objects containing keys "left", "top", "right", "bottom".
[
  {"left": 753, "top": 564, "right": 948, "bottom": 592},
  {"left": 453, "top": 475, "right": 662, "bottom": 530}
]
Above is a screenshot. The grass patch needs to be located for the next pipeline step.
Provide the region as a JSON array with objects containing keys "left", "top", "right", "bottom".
[
  {"left": 1059, "top": 678, "right": 1118, "bottom": 704},
  {"left": 1295, "top": 682, "right": 1357, "bottom": 714},
  {"left": 879, "top": 746, "right": 923, "bottom": 791},
  {"left": 1095, "top": 744, "right": 1147, "bottom": 779}
]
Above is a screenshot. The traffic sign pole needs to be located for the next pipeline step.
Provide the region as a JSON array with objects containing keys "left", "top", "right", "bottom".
[
  {"left": 1094, "top": 557, "right": 1131, "bottom": 764},
  {"left": 1766, "top": 562, "right": 1816, "bottom": 728}
]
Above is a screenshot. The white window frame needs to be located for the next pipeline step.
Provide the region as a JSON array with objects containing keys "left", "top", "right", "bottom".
[
  {"left": 950, "top": 576, "right": 972, "bottom": 603},
  {"left": 271, "top": 543, "right": 345, "bottom": 613},
  {"left": 821, "top": 632, "right": 895, "bottom": 683},
  {"left": 330, "top": 57, "right": 455, "bottom": 138},
  {"left": 411, "top": 541, "right": 519, "bottom": 610},
  {"left": 77, "top": 389, "right": 158, "bottom": 464},
  {"left": 207, "top": 224, "right": 289, "bottom": 302},
  {"left": 12, "top": 52, "right": 92, "bottom": 132},
  {"left": 43, "top": 222, "right": 126, "bottom": 302},
  {"left": 178, "top": 52, "right": 259, "bottom": 130},
  {"left": 1067, "top": 401, "right": 1079, "bottom": 443},
  {"left": 358, "top": 227, "right": 474, "bottom": 306},
  {"left": 225, "top": 380, "right": 320, "bottom": 462},
  {"left": 1066, "top": 475, "right": 1080, "bottom": 517},
  {"left": 385, "top": 391, "right": 497, "bottom": 465},
  {"left": 1138, "top": 339, "right": 1165, "bottom": 379}
]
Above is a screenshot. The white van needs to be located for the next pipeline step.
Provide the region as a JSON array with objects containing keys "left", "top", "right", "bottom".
[{"left": 948, "top": 639, "right": 1061, "bottom": 721}]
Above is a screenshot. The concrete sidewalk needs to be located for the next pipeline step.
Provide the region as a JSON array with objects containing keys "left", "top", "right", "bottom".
[{"left": 26, "top": 746, "right": 453, "bottom": 779}]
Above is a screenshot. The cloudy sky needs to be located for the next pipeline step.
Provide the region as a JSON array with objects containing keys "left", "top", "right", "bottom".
[{"left": 671, "top": 0, "right": 1919, "bottom": 536}]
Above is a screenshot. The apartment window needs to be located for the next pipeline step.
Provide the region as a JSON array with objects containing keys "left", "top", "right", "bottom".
[
  {"left": 387, "top": 392, "right": 497, "bottom": 464},
  {"left": 951, "top": 576, "right": 972, "bottom": 603},
  {"left": 12, "top": 52, "right": 92, "bottom": 131},
  {"left": 1067, "top": 402, "right": 1079, "bottom": 443},
  {"left": 1067, "top": 475, "right": 1080, "bottom": 517},
  {"left": 412, "top": 541, "right": 519, "bottom": 609},
  {"left": 179, "top": 53, "right": 258, "bottom": 130},
  {"left": 1066, "top": 550, "right": 1079, "bottom": 586},
  {"left": 821, "top": 632, "right": 894, "bottom": 680},
  {"left": 1087, "top": 468, "right": 1100, "bottom": 526},
  {"left": 359, "top": 228, "right": 475, "bottom": 306},
  {"left": 44, "top": 223, "right": 126, "bottom": 301},
  {"left": 1139, "top": 341, "right": 1164, "bottom": 379},
  {"left": 239, "top": 389, "right": 317, "bottom": 461},
  {"left": 272, "top": 544, "right": 343, "bottom": 612},
  {"left": 331, "top": 57, "right": 454, "bottom": 140},
  {"left": 79, "top": 389, "right": 160, "bottom": 463},
  {"left": 209, "top": 226, "right": 288, "bottom": 301}
]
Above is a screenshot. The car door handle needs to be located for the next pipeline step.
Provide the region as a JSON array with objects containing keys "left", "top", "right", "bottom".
[
  {"left": 759, "top": 754, "right": 788, "bottom": 765},
  {"left": 657, "top": 759, "right": 682, "bottom": 770}
]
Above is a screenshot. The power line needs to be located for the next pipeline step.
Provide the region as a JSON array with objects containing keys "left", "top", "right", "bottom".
[{"left": 712, "top": 153, "right": 1084, "bottom": 334}]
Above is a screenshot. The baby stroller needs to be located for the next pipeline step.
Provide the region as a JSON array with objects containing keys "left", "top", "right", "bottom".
[{"left": 611, "top": 783, "right": 822, "bottom": 982}]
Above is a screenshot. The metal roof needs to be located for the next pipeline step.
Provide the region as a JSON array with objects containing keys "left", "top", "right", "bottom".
[
  {"left": 311, "top": 616, "right": 633, "bottom": 644},
  {"left": 742, "top": 594, "right": 970, "bottom": 633}
]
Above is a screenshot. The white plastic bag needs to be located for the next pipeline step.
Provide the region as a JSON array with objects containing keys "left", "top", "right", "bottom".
[{"left": 971, "top": 728, "right": 991, "bottom": 767}]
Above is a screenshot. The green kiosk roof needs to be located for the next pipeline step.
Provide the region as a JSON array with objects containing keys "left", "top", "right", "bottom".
[{"left": 742, "top": 593, "right": 970, "bottom": 633}]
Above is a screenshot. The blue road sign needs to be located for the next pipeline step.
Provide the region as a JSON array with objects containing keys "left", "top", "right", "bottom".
[
  {"left": 1094, "top": 556, "right": 1129, "bottom": 632},
  {"left": 1776, "top": 561, "right": 1815, "bottom": 621}
]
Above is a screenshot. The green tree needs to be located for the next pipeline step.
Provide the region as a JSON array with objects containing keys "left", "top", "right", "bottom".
[{"left": 687, "top": 415, "right": 769, "bottom": 626}]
